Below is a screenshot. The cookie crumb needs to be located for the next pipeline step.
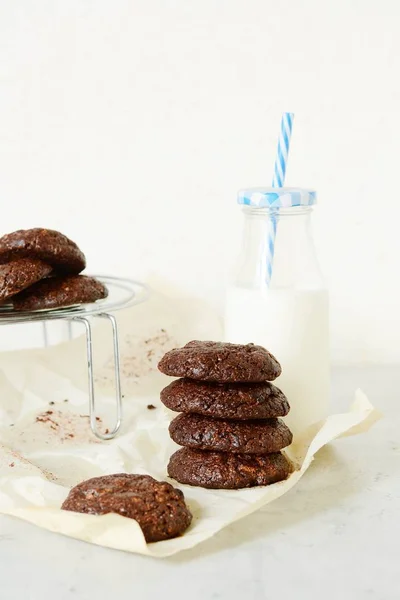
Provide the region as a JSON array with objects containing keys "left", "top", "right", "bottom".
[
  {"left": 9, "top": 462, "right": 15, "bottom": 468},
  {"left": 105, "top": 428, "right": 110, "bottom": 434},
  {"left": 36, "top": 412, "right": 59, "bottom": 428},
  {"left": 64, "top": 399, "right": 69, "bottom": 403},
  {"left": 147, "top": 404, "right": 156, "bottom": 410},
  {"left": 95, "top": 416, "right": 101, "bottom": 422},
  {"left": 49, "top": 401, "right": 55, "bottom": 406}
]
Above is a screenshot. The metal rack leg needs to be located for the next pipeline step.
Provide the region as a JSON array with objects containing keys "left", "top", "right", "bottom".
[
  {"left": 73, "top": 313, "right": 122, "bottom": 440},
  {"left": 42, "top": 322, "right": 49, "bottom": 347}
]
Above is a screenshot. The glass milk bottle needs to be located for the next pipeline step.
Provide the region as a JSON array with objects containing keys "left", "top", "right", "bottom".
[{"left": 224, "top": 188, "right": 329, "bottom": 436}]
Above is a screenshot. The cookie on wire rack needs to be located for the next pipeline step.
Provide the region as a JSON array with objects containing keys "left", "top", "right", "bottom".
[
  {"left": 12, "top": 275, "right": 108, "bottom": 311},
  {"left": 0, "top": 228, "right": 86, "bottom": 274}
]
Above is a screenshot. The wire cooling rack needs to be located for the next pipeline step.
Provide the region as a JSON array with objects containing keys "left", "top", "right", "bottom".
[{"left": 0, "top": 276, "right": 149, "bottom": 441}]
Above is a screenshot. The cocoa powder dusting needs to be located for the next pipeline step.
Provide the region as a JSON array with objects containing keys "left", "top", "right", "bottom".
[{"left": 95, "top": 328, "right": 177, "bottom": 386}]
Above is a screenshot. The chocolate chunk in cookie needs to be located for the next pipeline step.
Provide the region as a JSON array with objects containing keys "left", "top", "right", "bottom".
[
  {"left": 168, "top": 448, "right": 291, "bottom": 489},
  {"left": 12, "top": 275, "right": 107, "bottom": 311},
  {"left": 0, "top": 228, "right": 86, "bottom": 274},
  {"left": 0, "top": 258, "right": 52, "bottom": 302},
  {"left": 169, "top": 413, "right": 292, "bottom": 454},
  {"left": 62, "top": 473, "right": 192, "bottom": 543},
  {"left": 158, "top": 341, "right": 281, "bottom": 382},
  {"left": 161, "top": 378, "right": 289, "bottom": 420}
]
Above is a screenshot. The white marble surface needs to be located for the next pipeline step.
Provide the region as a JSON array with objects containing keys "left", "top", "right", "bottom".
[{"left": 0, "top": 366, "right": 398, "bottom": 600}]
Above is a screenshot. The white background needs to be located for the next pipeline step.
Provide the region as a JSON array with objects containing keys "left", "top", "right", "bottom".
[{"left": 0, "top": 0, "right": 398, "bottom": 364}]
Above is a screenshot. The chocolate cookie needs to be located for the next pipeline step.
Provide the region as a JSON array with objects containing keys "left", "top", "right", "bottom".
[
  {"left": 158, "top": 341, "right": 281, "bottom": 382},
  {"left": 61, "top": 473, "right": 192, "bottom": 543},
  {"left": 161, "top": 378, "right": 290, "bottom": 420},
  {"left": 12, "top": 274, "right": 108, "bottom": 311},
  {"left": 0, "top": 258, "right": 52, "bottom": 302},
  {"left": 168, "top": 448, "right": 291, "bottom": 489},
  {"left": 169, "top": 413, "right": 292, "bottom": 454},
  {"left": 0, "top": 228, "right": 86, "bottom": 273}
]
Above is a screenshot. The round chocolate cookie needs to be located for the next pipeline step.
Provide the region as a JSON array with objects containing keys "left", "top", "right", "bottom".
[
  {"left": 0, "top": 258, "right": 53, "bottom": 302},
  {"left": 12, "top": 274, "right": 108, "bottom": 311},
  {"left": 0, "top": 228, "right": 86, "bottom": 273},
  {"left": 161, "top": 378, "right": 290, "bottom": 420},
  {"left": 168, "top": 448, "right": 291, "bottom": 489},
  {"left": 158, "top": 341, "right": 282, "bottom": 382},
  {"left": 61, "top": 473, "right": 192, "bottom": 543},
  {"left": 169, "top": 413, "right": 292, "bottom": 454}
]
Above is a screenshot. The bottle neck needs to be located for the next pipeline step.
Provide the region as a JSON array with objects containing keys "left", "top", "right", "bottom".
[
  {"left": 235, "top": 206, "right": 323, "bottom": 290},
  {"left": 241, "top": 206, "right": 313, "bottom": 218}
]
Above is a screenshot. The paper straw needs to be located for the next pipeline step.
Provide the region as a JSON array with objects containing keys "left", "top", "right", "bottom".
[
  {"left": 266, "top": 112, "right": 294, "bottom": 283},
  {"left": 272, "top": 112, "right": 294, "bottom": 187}
]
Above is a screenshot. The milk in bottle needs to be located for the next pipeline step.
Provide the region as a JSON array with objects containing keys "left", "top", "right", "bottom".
[{"left": 224, "top": 188, "right": 329, "bottom": 436}]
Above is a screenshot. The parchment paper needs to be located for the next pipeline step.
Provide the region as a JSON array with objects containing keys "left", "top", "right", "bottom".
[{"left": 0, "top": 292, "right": 379, "bottom": 557}]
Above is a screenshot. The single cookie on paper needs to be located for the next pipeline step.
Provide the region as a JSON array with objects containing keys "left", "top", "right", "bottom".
[
  {"left": 158, "top": 341, "right": 282, "bottom": 382},
  {"left": 62, "top": 474, "right": 192, "bottom": 543},
  {"left": 167, "top": 448, "right": 291, "bottom": 489},
  {"left": 161, "top": 378, "right": 290, "bottom": 419}
]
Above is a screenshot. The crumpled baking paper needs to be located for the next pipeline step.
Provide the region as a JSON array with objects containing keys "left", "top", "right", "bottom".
[{"left": 0, "top": 292, "right": 379, "bottom": 557}]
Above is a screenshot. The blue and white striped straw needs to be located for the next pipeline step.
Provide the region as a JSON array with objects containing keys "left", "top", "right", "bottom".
[
  {"left": 266, "top": 112, "right": 294, "bottom": 283},
  {"left": 272, "top": 112, "right": 294, "bottom": 187}
]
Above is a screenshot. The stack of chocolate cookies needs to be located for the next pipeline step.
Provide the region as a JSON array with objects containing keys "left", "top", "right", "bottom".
[
  {"left": 0, "top": 228, "right": 107, "bottom": 311},
  {"left": 158, "top": 341, "right": 293, "bottom": 489}
]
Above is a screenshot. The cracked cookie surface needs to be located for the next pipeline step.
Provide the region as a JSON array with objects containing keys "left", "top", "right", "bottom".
[
  {"left": 0, "top": 228, "right": 86, "bottom": 274},
  {"left": 158, "top": 341, "right": 282, "bottom": 382},
  {"left": 161, "top": 378, "right": 290, "bottom": 419},
  {"left": 169, "top": 413, "right": 293, "bottom": 454},
  {"left": 62, "top": 473, "right": 192, "bottom": 542},
  {"left": 0, "top": 258, "right": 52, "bottom": 302},
  {"left": 168, "top": 448, "right": 291, "bottom": 489},
  {"left": 12, "top": 274, "right": 108, "bottom": 311}
]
